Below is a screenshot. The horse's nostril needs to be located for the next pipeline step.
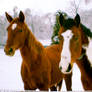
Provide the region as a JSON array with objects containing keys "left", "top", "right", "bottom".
[
  {"left": 66, "top": 63, "right": 72, "bottom": 72},
  {"left": 9, "top": 48, "right": 13, "bottom": 53}
]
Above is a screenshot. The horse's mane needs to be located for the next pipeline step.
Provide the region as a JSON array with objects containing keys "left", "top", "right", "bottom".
[
  {"left": 80, "top": 48, "right": 92, "bottom": 77},
  {"left": 80, "top": 24, "right": 92, "bottom": 38}
]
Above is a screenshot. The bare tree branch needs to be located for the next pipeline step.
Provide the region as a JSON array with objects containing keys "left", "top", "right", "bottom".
[{"left": 68, "top": 0, "right": 81, "bottom": 16}]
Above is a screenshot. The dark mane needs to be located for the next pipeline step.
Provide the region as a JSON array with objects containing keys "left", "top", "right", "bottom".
[
  {"left": 80, "top": 48, "right": 92, "bottom": 77},
  {"left": 80, "top": 24, "right": 92, "bottom": 38},
  {"left": 62, "top": 18, "right": 75, "bottom": 30}
]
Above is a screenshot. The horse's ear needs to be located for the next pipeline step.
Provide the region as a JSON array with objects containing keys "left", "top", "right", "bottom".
[
  {"left": 59, "top": 13, "right": 64, "bottom": 26},
  {"left": 74, "top": 14, "right": 80, "bottom": 27},
  {"left": 19, "top": 11, "right": 25, "bottom": 22},
  {"left": 5, "top": 12, "right": 13, "bottom": 23}
]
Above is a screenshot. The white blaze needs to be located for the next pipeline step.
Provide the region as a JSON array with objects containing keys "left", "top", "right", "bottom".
[
  {"left": 12, "top": 23, "right": 17, "bottom": 30},
  {"left": 59, "top": 30, "right": 73, "bottom": 74}
]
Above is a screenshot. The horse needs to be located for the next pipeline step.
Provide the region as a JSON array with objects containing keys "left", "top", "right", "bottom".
[
  {"left": 50, "top": 13, "right": 84, "bottom": 91},
  {"left": 4, "top": 11, "right": 65, "bottom": 91},
  {"left": 53, "top": 13, "right": 82, "bottom": 90},
  {"left": 58, "top": 13, "right": 92, "bottom": 90}
]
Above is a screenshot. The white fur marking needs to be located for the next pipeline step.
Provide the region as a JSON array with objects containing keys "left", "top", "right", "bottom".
[
  {"left": 59, "top": 30, "right": 73, "bottom": 74},
  {"left": 12, "top": 23, "right": 17, "bottom": 30}
]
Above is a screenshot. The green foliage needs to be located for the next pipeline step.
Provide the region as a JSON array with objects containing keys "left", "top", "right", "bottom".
[
  {"left": 51, "top": 12, "right": 60, "bottom": 44},
  {"left": 51, "top": 11, "right": 67, "bottom": 44}
]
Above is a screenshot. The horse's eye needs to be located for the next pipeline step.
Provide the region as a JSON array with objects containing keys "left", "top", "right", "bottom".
[{"left": 19, "top": 30, "right": 22, "bottom": 32}]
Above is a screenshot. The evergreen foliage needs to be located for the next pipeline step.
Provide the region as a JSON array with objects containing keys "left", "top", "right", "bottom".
[{"left": 51, "top": 11, "right": 67, "bottom": 44}]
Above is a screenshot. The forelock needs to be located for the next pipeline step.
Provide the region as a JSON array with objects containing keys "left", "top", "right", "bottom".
[{"left": 63, "top": 18, "right": 75, "bottom": 30}]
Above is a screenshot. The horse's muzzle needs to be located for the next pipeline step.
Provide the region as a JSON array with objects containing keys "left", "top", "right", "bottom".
[
  {"left": 59, "top": 63, "right": 73, "bottom": 74},
  {"left": 4, "top": 47, "right": 15, "bottom": 56}
]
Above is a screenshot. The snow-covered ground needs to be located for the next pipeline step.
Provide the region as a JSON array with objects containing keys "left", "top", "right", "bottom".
[{"left": 1, "top": 39, "right": 92, "bottom": 91}]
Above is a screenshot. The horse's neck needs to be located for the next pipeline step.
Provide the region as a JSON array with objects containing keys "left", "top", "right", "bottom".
[
  {"left": 20, "top": 26, "right": 44, "bottom": 64},
  {"left": 76, "top": 49, "right": 92, "bottom": 78}
]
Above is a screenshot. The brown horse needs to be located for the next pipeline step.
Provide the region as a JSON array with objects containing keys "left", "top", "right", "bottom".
[
  {"left": 4, "top": 11, "right": 65, "bottom": 91},
  {"left": 51, "top": 12, "right": 90, "bottom": 91},
  {"left": 58, "top": 13, "right": 92, "bottom": 90},
  {"left": 52, "top": 13, "right": 82, "bottom": 90},
  {"left": 48, "top": 13, "right": 83, "bottom": 91}
]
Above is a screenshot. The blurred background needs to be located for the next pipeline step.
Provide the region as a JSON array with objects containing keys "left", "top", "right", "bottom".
[{"left": 0, "top": 0, "right": 92, "bottom": 46}]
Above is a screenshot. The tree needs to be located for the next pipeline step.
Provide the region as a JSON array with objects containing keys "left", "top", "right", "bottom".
[
  {"left": 66, "top": 0, "right": 81, "bottom": 17},
  {"left": 51, "top": 11, "right": 67, "bottom": 44}
]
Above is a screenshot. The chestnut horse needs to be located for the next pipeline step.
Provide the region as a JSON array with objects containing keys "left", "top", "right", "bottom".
[{"left": 4, "top": 11, "right": 65, "bottom": 90}]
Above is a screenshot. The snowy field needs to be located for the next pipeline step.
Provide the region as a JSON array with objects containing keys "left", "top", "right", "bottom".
[{"left": 1, "top": 39, "right": 92, "bottom": 91}]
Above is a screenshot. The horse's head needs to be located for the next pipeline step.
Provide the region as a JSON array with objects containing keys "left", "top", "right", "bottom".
[
  {"left": 4, "top": 11, "right": 27, "bottom": 56},
  {"left": 59, "top": 14, "right": 82, "bottom": 74}
]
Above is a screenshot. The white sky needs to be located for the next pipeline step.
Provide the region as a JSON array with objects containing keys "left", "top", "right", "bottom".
[
  {"left": 0, "top": 0, "right": 68, "bottom": 14},
  {"left": 0, "top": 0, "right": 92, "bottom": 15}
]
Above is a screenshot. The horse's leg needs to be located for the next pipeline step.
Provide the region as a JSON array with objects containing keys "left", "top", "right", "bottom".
[
  {"left": 64, "top": 72, "right": 72, "bottom": 91},
  {"left": 57, "top": 79, "right": 63, "bottom": 91},
  {"left": 50, "top": 79, "right": 63, "bottom": 91},
  {"left": 24, "top": 81, "right": 37, "bottom": 90},
  {"left": 24, "top": 83, "right": 30, "bottom": 90},
  {"left": 39, "top": 85, "right": 49, "bottom": 91},
  {"left": 50, "top": 85, "right": 57, "bottom": 91},
  {"left": 36, "top": 79, "right": 50, "bottom": 91},
  {"left": 81, "top": 75, "right": 90, "bottom": 90},
  {"left": 21, "top": 64, "right": 36, "bottom": 90}
]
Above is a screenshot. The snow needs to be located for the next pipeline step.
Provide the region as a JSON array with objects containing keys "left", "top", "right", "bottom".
[{"left": 0, "top": 49, "right": 23, "bottom": 91}]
